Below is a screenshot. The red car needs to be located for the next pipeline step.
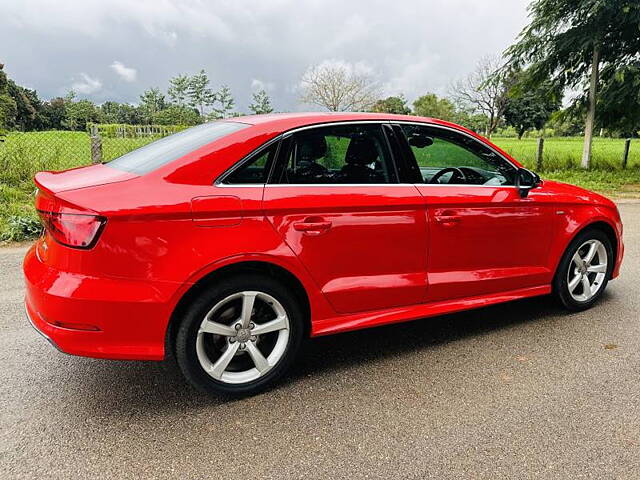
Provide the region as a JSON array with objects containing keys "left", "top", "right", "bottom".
[{"left": 24, "top": 113, "right": 624, "bottom": 395}]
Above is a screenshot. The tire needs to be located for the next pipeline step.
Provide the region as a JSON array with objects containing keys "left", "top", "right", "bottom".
[
  {"left": 553, "top": 228, "right": 614, "bottom": 311},
  {"left": 175, "top": 274, "right": 305, "bottom": 396}
]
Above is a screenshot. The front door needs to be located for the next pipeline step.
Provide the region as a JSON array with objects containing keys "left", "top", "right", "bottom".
[
  {"left": 263, "top": 123, "right": 428, "bottom": 314},
  {"left": 397, "top": 123, "right": 554, "bottom": 302}
]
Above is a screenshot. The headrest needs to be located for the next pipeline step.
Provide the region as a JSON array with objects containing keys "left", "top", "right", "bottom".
[
  {"left": 298, "top": 135, "right": 327, "bottom": 162},
  {"left": 345, "top": 136, "right": 379, "bottom": 165}
]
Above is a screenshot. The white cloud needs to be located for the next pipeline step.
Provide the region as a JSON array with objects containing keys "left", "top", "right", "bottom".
[
  {"left": 251, "top": 78, "right": 274, "bottom": 92},
  {"left": 110, "top": 61, "right": 137, "bottom": 82},
  {"left": 71, "top": 73, "right": 102, "bottom": 94}
]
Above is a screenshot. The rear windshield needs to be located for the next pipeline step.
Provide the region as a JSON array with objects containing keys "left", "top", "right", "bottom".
[{"left": 106, "top": 121, "right": 249, "bottom": 174}]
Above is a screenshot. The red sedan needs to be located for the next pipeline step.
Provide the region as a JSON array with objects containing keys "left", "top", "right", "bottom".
[{"left": 24, "top": 113, "right": 624, "bottom": 395}]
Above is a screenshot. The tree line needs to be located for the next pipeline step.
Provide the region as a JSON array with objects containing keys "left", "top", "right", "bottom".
[
  {"left": 0, "top": 67, "right": 274, "bottom": 133},
  {"left": 298, "top": 0, "right": 640, "bottom": 169},
  {"left": 1, "top": 0, "right": 639, "bottom": 168}
]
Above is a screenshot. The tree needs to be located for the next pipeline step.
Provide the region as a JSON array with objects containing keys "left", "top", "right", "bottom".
[
  {"left": 504, "top": 0, "right": 640, "bottom": 167},
  {"left": 63, "top": 91, "right": 99, "bottom": 131},
  {"left": 41, "top": 97, "right": 66, "bottom": 130},
  {"left": 188, "top": 70, "right": 216, "bottom": 117},
  {"left": 596, "top": 63, "right": 640, "bottom": 137},
  {"left": 20, "top": 87, "right": 45, "bottom": 130},
  {"left": 451, "top": 56, "right": 513, "bottom": 138},
  {"left": 139, "top": 87, "right": 166, "bottom": 122},
  {"left": 413, "top": 93, "right": 457, "bottom": 121},
  {"left": 167, "top": 74, "right": 190, "bottom": 107},
  {"left": 546, "top": 109, "right": 585, "bottom": 137},
  {"left": 99, "top": 101, "right": 143, "bottom": 125},
  {"left": 0, "top": 64, "right": 17, "bottom": 131},
  {"left": 211, "top": 85, "right": 235, "bottom": 119},
  {"left": 248, "top": 89, "right": 274, "bottom": 114},
  {"left": 371, "top": 95, "right": 411, "bottom": 114},
  {"left": 299, "top": 61, "right": 380, "bottom": 111},
  {"left": 503, "top": 73, "right": 561, "bottom": 139},
  {"left": 152, "top": 105, "right": 200, "bottom": 126}
]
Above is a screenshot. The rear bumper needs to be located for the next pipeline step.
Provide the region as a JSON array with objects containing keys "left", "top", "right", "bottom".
[{"left": 23, "top": 243, "right": 178, "bottom": 360}]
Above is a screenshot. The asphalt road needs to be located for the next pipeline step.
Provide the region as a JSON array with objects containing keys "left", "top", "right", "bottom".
[{"left": 1, "top": 204, "right": 639, "bottom": 480}]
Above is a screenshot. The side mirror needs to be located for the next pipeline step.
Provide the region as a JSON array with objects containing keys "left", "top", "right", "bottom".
[{"left": 515, "top": 168, "right": 541, "bottom": 198}]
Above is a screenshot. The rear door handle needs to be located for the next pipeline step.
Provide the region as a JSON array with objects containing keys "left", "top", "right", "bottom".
[{"left": 293, "top": 219, "right": 332, "bottom": 234}]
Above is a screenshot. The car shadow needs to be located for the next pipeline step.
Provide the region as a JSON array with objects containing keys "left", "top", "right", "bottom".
[
  {"left": 52, "top": 292, "right": 593, "bottom": 418},
  {"left": 291, "top": 294, "right": 566, "bottom": 379}
]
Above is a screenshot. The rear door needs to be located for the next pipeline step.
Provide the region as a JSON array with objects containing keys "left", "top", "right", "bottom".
[
  {"left": 262, "top": 122, "right": 428, "bottom": 314},
  {"left": 395, "top": 123, "right": 554, "bottom": 302}
]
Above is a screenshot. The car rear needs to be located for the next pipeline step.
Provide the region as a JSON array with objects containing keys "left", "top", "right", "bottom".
[
  {"left": 23, "top": 168, "right": 176, "bottom": 360},
  {"left": 23, "top": 121, "right": 258, "bottom": 360}
]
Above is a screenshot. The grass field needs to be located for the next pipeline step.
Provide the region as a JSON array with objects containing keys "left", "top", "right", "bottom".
[
  {"left": 493, "top": 136, "right": 640, "bottom": 170},
  {"left": 1, "top": 130, "right": 639, "bottom": 242}
]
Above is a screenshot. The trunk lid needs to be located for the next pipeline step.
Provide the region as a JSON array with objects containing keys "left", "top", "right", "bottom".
[{"left": 34, "top": 164, "right": 138, "bottom": 194}]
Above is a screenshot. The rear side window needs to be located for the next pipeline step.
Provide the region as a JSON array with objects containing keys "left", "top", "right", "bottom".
[
  {"left": 223, "top": 142, "right": 279, "bottom": 184},
  {"left": 107, "top": 121, "right": 249, "bottom": 174}
]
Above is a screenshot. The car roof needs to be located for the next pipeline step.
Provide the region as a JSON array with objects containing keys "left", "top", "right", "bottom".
[{"left": 227, "top": 112, "right": 458, "bottom": 131}]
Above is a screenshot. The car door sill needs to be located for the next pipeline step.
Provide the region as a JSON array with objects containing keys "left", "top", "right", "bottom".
[{"left": 311, "top": 284, "right": 551, "bottom": 336}]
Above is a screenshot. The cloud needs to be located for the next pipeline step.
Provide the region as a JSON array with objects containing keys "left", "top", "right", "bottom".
[
  {"left": 251, "top": 78, "right": 274, "bottom": 92},
  {"left": 1, "top": 0, "right": 532, "bottom": 109},
  {"left": 110, "top": 61, "right": 137, "bottom": 82},
  {"left": 71, "top": 73, "right": 102, "bottom": 94}
]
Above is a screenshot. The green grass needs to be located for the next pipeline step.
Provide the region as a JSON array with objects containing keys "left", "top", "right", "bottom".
[
  {"left": 1, "top": 131, "right": 639, "bottom": 242},
  {"left": 492, "top": 136, "right": 640, "bottom": 171},
  {"left": 0, "top": 130, "right": 158, "bottom": 241}
]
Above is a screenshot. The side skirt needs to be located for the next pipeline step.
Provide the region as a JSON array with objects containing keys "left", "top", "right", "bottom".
[{"left": 311, "top": 285, "right": 551, "bottom": 336}]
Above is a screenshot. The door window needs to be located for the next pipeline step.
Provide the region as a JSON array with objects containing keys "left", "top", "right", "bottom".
[
  {"left": 272, "top": 124, "right": 397, "bottom": 184},
  {"left": 400, "top": 124, "right": 516, "bottom": 186}
]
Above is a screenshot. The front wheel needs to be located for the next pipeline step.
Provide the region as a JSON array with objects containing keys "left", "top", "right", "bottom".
[
  {"left": 175, "top": 274, "right": 305, "bottom": 396},
  {"left": 553, "top": 229, "right": 613, "bottom": 311}
]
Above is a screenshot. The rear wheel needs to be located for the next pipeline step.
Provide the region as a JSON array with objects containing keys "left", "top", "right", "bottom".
[
  {"left": 175, "top": 274, "right": 304, "bottom": 396},
  {"left": 553, "top": 229, "right": 613, "bottom": 311}
]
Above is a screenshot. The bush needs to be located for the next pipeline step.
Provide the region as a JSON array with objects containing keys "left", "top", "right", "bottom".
[{"left": 1, "top": 214, "right": 42, "bottom": 242}]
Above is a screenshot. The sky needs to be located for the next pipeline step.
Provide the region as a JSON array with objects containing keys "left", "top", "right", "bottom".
[{"left": 1, "top": 0, "right": 532, "bottom": 112}]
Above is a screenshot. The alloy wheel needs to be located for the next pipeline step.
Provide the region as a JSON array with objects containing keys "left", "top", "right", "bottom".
[
  {"left": 566, "top": 239, "right": 608, "bottom": 302},
  {"left": 196, "top": 291, "right": 290, "bottom": 384}
]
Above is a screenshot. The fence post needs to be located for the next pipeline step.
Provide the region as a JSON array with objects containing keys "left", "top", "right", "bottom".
[
  {"left": 90, "top": 125, "right": 102, "bottom": 164},
  {"left": 536, "top": 137, "right": 544, "bottom": 171},
  {"left": 622, "top": 138, "right": 631, "bottom": 169}
]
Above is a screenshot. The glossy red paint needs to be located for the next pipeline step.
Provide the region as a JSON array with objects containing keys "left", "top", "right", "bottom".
[{"left": 24, "top": 113, "right": 624, "bottom": 361}]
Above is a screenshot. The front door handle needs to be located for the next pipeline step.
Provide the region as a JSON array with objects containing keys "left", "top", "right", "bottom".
[
  {"left": 293, "top": 219, "right": 332, "bottom": 235},
  {"left": 434, "top": 213, "right": 461, "bottom": 225}
]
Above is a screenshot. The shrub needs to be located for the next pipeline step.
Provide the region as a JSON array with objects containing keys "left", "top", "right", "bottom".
[{"left": 1, "top": 214, "right": 42, "bottom": 242}]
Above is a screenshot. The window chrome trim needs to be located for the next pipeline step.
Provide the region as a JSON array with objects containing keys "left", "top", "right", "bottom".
[{"left": 216, "top": 183, "right": 521, "bottom": 188}]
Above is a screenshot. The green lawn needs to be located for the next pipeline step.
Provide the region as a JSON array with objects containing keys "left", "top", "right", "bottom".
[
  {"left": 1, "top": 131, "right": 639, "bottom": 242},
  {"left": 492, "top": 136, "right": 640, "bottom": 171}
]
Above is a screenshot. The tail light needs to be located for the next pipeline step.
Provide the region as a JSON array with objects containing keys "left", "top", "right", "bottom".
[{"left": 37, "top": 211, "right": 106, "bottom": 249}]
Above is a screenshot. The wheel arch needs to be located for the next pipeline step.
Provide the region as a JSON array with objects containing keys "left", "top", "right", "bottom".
[
  {"left": 553, "top": 219, "right": 619, "bottom": 281},
  {"left": 165, "top": 259, "right": 312, "bottom": 359}
]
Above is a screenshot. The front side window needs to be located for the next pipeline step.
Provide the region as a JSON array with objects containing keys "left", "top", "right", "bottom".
[
  {"left": 401, "top": 124, "right": 516, "bottom": 186},
  {"left": 272, "top": 124, "right": 397, "bottom": 184},
  {"left": 108, "top": 121, "right": 249, "bottom": 174}
]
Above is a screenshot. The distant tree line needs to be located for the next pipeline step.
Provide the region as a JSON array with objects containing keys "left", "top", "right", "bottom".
[
  {"left": 0, "top": 66, "right": 274, "bottom": 133},
  {"left": 2, "top": 0, "right": 639, "bottom": 169},
  {"left": 297, "top": 0, "right": 640, "bottom": 169}
]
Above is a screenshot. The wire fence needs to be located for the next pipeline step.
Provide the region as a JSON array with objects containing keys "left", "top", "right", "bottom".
[{"left": 0, "top": 125, "right": 185, "bottom": 192}]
